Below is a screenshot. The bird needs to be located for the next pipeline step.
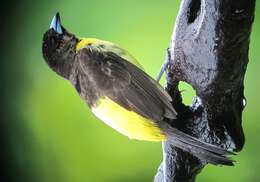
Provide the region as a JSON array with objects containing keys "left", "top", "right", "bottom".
[{"left": 42, "top": 13, "right": 234, "bottom": 166}]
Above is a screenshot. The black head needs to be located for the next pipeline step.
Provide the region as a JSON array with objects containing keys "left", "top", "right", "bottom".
[{"left": 42, "top": 13, "right": 78, "bottom": 79}]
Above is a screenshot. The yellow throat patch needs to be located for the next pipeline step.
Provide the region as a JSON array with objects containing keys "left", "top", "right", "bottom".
[{"left": 91, "top": 97, "right": 166, "bottom": 142}]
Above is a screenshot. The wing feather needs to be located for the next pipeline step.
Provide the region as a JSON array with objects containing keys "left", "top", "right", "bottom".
[{"left": 77, "top": 47, "right": 177, "bottom": 122}]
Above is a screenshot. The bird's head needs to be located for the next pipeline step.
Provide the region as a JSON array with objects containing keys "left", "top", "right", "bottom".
[{"left": 42, "top": 13, "right": 78, "bottom": 79}]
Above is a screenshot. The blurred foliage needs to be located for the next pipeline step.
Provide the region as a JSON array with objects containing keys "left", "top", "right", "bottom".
[{"left": 3, "top": 0, "right": 260, "bottom": 181}]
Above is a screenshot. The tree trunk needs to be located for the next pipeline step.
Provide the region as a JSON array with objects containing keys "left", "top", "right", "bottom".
[{"left": 154, "top": 0, "right": 256, "bottom": 181}]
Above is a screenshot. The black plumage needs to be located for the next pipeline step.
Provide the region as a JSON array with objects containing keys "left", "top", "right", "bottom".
[{"left": 73, "top": 46, "right": 177, "bottom": 122}]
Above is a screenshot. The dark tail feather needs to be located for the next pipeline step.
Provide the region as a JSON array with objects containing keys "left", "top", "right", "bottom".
[{"left": 165, "top": 127, "right": 235, "bottom": 166}]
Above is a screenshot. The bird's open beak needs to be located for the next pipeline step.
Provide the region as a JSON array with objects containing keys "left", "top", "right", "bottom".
[{"left": 50, "top": 12, "right": 63, "bottom": 34}]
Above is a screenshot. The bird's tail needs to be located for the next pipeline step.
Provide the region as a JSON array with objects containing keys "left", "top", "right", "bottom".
[{"left": 164, "top": 127, "right": 235, "bottom": 166}]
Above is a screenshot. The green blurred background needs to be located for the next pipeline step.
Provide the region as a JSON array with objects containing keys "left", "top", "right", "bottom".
[{"left": 1, "top": 0, "right": 259, "bottom": 181}]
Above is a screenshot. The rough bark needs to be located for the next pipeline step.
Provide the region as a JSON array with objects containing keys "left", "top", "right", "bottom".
[{"left": 154, "top": 0, "right": 256, "bottom": 181}]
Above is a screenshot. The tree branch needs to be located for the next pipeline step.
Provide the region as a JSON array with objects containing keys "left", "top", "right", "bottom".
[{"left": 154, "top": 0, "right": 256, "bottom": 181}]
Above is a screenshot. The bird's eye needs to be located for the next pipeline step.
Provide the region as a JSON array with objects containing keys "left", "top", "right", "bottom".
[{"left": 242, "top": 97, "right": 247, "bottom": 108}]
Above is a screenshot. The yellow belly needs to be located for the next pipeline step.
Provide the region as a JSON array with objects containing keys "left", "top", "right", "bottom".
[{"left": 91, "top": 97, "right": 166, "bottom": 141}]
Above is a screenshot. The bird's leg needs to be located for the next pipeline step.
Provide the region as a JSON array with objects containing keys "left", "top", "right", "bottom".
[{"left": 156, "top": 48, "right": 171, "bottom": 82}]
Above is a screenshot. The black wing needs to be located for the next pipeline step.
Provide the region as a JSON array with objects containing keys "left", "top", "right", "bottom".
[{"left": 76, "top": 47, "right": 177, "bottom": 122}]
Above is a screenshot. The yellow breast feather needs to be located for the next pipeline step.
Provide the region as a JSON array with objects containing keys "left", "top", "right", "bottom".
[{"left": 91, "top": 97, "right": 166, "bottom": 141}]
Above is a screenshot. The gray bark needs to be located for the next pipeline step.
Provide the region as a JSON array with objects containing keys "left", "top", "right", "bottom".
[{"left": 154, "top": 0, "right": 256, "bottom": 181}]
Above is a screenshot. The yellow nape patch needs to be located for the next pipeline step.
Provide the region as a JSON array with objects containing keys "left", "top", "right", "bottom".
[
  {"left": 92, "top": 97, "right": 166, "bottom": 142},
  {"left": 76, "top": 38, "right": 99, "bottom": 52},
  {"left": 75, "top": 38, "right": 143, "bottom": 69}
]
